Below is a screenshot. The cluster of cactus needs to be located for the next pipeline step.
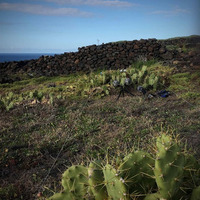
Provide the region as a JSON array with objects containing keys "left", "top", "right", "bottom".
[
  {"left": 0, "top": 92, "right": 15, "bottom": 111},
  {"left": 81, "top": 65, "right": 162, "bottom": 98},
  {"left": 0, "top": 92, "right": 35, "bottom": 111},
  {"left": 91, "top": 65, "right": 162, "bottom": 91},
  {"left": 29, "top": 90, "right": 44, "bottom": 102},
  {"left": 79, "top": 73, "right": 111, "bottom": 98},
  {"left": 29, "top": 90, "right": 65, "bottom": 105},
  {"left": 48, "top": 134, "right": 200, "bottom": 200},
  {"left": 126, "top": 65, "right": 160, "bottom": 90}
]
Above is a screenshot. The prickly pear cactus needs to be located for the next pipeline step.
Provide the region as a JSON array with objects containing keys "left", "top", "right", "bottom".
[
  {"left": 49, "top": 191, "right": 75, "bottom": 200},
  {"left": 49, "top": 165, "right": 88, "bottom": 200},
  {"left": 103, "top": 164, "right": 128, "bottom": 200},
  {"left": 119, "top": 151, "right": 155, "bottom": 195},
  {"left": 183, "top": 154, "right": 200, "bottom": 181},
  {"left": 191, "top": 186, "right": 200, "bottom": 200},
  {"left": 153, "top": 76, "right": 159, "bottom": 90},
  {"left": 128, "top": 68, "right": 136, "bottom": 76},
  {"left": 138, "top": 71, "right": 145, "bottom": 84},
  {"left": 141, "top": 65, "right": 147, "bottom": 74},
  {"left": 144, "top": 193, "right": 161, "bottom": 200},
  {"left": 148, "top": 73, "right": 155, "bottom": 85},
  {"left": 154, "top": 134, "right": 185, "bottom": 199},
  {"left": 61, "top": 165, "right": 88, "bottom": 199},
  {"left": 147, "top": 73, "right": 159, "bottom": 90},
  {"left": 120, "top": 77, "right": 126, "bottom": 87},
  {"left": 88, "top": 160, "right": 108, "bottom": 200},
  {"left": 131, "top": 73, "right": 138, "bottom": 87}
]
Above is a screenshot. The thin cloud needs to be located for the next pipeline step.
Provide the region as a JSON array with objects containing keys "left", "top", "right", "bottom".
[
  {"left": 152, "top": 8, "right": 190, "bottom": 16},
  {"left": 45, "top": 0, "right": 134, "bottom": 7},
  {"left": 0, "top": 3, "right": 93, "bottom": 17}
]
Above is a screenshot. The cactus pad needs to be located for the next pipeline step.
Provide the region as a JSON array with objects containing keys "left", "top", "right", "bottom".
[
  {"left": 88, "top": 160, "right": 108, "bottom": 200},
  {"left": 144, "top": 193, "right": 161, "bottom": 200},
  {"left": 103, "top": 164, "right": 128, "bottom": 200},
  {"left": 154, "top": 134, "right": 185, "bottom": 199},
  {"left": 62, "top": 165, "right": 88, "bottom": 199},
  {"left": 119, "top": 150, "right": 155, "bottom": 195},
  {"left": 191, "top": 186, "right": 200, "bottom": 200},
  {"left": 49, "top": 191, "right": 75, "bottom": 200}
]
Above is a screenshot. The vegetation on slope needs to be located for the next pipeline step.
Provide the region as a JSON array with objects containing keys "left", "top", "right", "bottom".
[{"left": 0, "top": 61, "right": 199, "bottom": 199}]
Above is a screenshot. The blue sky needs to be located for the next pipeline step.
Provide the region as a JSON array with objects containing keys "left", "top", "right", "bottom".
[{"left": 0, "top": 0, "right": 199, "bottom": 53}]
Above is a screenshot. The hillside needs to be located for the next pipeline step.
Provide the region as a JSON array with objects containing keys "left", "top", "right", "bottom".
[{"left": 0, "top": 36, "right": 200, "bottom": 200}]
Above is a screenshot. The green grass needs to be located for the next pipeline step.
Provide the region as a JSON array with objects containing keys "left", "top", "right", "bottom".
[
  {"left": 168, "top": 72, "right": 200, "bottom": 101},
  {"left": 0, "top": 61, "right": 200, "bottom": 199},
  {"left": 0, "top": 61, "right": 170, "bottom": 111},
  {"left": 159, "top": 35, "right": 200, "bottom": 41}
]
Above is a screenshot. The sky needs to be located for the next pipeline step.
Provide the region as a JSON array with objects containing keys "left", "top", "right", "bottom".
[{"left": 0, "top": 0, "right": 199, "bottom": 53}]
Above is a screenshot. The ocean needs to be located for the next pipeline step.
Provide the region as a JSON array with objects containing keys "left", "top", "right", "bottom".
[{"left": 0, "top": 53, "right": 58, "bottom": 63}]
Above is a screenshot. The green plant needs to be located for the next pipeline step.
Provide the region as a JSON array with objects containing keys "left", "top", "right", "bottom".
[
  {"left": 153, "top": 134, "right": 185, "bottom": 199},
  {"left": 88, "top": 160, "right": 108, "bottom": 200},
  {"left": 0, "top": 185, "right": 18, "bottom": 200},
  {"left": 0, "top": 98, "right": 4, "bottom": 110},
  {"left": 48, "top": 133, "right": 200, "bottom": 200},
  {"left": 103, "top": 164, "right": 128, "bottom": 200},
  {"left": 49, "top": 93, "right": 54, "bottom": 105},
  {"left": 50, "top": 165, "right": 88, "bottom": 200},
  {"left": 119, "top": 150, "right": 155, "bottom": 195},
  {"left": 0, "top": 92, "right": 15, "bottom": 111},
  {"left": 191, "top": 186, "right": 200, "bottom": 200},
  {"left": 148, "top": 74, "right": 159, "bottom": 90}
]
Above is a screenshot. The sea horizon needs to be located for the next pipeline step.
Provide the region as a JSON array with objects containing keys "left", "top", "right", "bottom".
[{"left": 0, "top": 53, "right": 61, "bottom": 63}]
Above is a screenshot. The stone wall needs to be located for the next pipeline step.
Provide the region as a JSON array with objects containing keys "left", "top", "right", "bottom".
[
  {"left": 0, "top": 39, "right": 172, "bottom": 77},
  {"left": 0, "top": 36, "right": 199, "bottom": 83}
]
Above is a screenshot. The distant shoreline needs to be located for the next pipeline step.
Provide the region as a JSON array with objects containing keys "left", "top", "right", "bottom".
[{"left": 0, "top": 53, "right": 59, "bottom": 63}]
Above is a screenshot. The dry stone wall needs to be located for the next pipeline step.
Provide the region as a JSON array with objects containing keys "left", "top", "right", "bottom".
[
  {"left": 0, "top": 39, "right": 171, "bottom": 78},
  {"left": 1, "top": 36, "right": 200, "bottom": 83}
]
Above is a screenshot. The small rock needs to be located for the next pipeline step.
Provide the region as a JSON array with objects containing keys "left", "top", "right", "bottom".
[
  {"left": 159, "top": 47, "right": 166, "bottom": 54},
  {"left": 148, "top": 46, "right": 153, "bottom": 52},
  {"left": 134, "top": 45, "right": 139, "bottom": 50},
  {"left": 75, "top": 59, "right": 79, "bottom": 64},
  {"left": 161, "top": 51, "right": 173, "bottom": 60},
  {"left": 188, "top": 51, "right": 196, "bottom": 57},
  {"left": 173, "top": 60, "right": 180, "bottom": 65}
]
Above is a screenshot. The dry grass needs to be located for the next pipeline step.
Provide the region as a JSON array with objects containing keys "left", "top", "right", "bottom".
[{"left": 0, "top": 63, "right": 200, "bottom": 199}]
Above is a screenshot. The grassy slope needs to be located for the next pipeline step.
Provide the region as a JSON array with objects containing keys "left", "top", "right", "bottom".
[
  {"left": 0, "top": 62, "right": 200, "bottom": 199},
  {"left": 158, "top": 34, "right": 200, "bottom": 41}
]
